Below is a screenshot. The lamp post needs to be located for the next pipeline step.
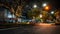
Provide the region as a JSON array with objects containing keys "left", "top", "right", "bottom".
[
  {"left": 39, "top": 14, "right": 43, "bottom": 22},
  {"left": 42, "top": 3, "right": 49, "bottom": 10},
  {"left": 42, "top": 3, "right": 47, "bottom": 7},
  {"left": 33, "top": 4, "right": 37, "bottom": 8},
  {"left": 41, "top": 3, "right": 48, "bottom": 23},
  {"left": 51, "top": 11, "right": 54, "bottom": 14}
]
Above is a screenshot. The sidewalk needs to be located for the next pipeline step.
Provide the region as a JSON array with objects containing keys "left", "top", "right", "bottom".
[
  {"left": 0, "top": 23, "right": 34, "bottom": 29},
  {"left": 0, "top": 23, "right": 20, "bottom": 29}
]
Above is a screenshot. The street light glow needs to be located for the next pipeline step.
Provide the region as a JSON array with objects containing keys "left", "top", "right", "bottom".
[
  {"left": 45, "top": 6, "right": 48, "bottom": 9},
  {"left": 33, "top": 4, "right": 37, "bottom": 8},
  {"left": 39, "top": 14, "right": 42, "bottom": 18},
  {"left": 44, "top": 6, "right": 49, "bottom": 10},
  {"left": 42, "top": 3, "right": 47, "bottom": 7},
  {"left": 7, "top": 14, "right": 16, "bottom": 18},
  {"left": 51, "top": 11, "right": 54, "bottom": 14},
  {"left": 8, "top": 15, "right": 12, "bottom": 18}
]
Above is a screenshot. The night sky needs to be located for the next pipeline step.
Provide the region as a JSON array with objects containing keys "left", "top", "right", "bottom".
[
  {"left": 22, "top": 0, "right": 60, "bottom": 9},
  {"left": 49, "top": 0, "right": 60, "bottom": 9},
  {"left": 0, "top": 0, "right": 60, "bottom": 9},
  {"left": 22, "top": 0, "right": 60, "bottom": 16}
]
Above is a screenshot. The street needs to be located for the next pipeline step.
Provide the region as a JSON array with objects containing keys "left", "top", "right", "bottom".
[
  {"left": 0, "top": 0, "right": 60, "bottom": 34},
  {"left": 0, "top": 24, "right": 60, "bottom": 34}
]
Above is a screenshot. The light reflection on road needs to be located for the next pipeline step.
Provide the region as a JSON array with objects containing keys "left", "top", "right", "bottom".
[
  {"left": 0, "top": 24, "right": 60, "bottom": 34},
  {"left": 33, "top": 23, "right": 56, "bottom": 34},
  {"left": 35, "top": 23, "right": 52, "bottom": 26}
]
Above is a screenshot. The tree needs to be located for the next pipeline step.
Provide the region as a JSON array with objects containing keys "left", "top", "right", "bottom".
[
  {"left": 15, "top": 6, "right": 22, "bottom": 17},
  {"left": 27, "top": 8, "right": 40, "bottom": 19}
]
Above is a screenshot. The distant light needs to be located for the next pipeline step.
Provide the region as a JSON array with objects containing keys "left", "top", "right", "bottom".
[
  {"left": 18, "top": 18, "right": 21, "bottom": 22},
  {"left": 44, "top": 6, "right": 49, "bottom": 10},
  {"left": 39, "top": 23, "right": 52, "bottom": 26},
  {"left": 51, "top": 11, "right": 54, "bottom": 14},
  {"left": 42, "top": 3, "right": 47, "bottom": 7},
  {"left": 45, "top": 6, "right": 49, "bottom": 9},
  {"left": 40, "top": 14, "right": 42, "bottom": 18},
  {"left": 8, "top": 15, "right": 12, "bottom": 18},
  {"left": 27, "top": 22, "right": 30, "bottom": 24},
  {"left": 33, "top": 4, "right": 37, "bottom": 8},
  {"left": 7, "top": 14, "right": 16, "bottom": 18},
  {"left": 35, "top": 23, "right": 52, "bottom": 26},
  {"left": 13, "top": 14, "right": 16, "bottom": 18}
]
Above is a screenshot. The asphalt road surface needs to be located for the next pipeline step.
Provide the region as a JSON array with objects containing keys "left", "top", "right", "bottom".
[{"left": 0, "top": 24, "right": 60, "bottom": 34}]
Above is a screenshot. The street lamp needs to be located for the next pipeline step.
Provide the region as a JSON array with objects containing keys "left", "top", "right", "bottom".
[
  {"left": 33, "top": 4, "right": 37, "bottom": 8},
  {"left": 39, "top": 14, "right": 43, "bottom": 18},
  {"left": 42, "top": 3, "right": 47, "bottom": 7},
  {"left": 51, "top": 11, "right": 54, "bottom": 14},
  {"left": 45, "top": 6, "right": 49, "bottom": 10},
  {"left": 42, "top": 3, "right": 50, "bottom": 11},
  {"left": 39, "top": 14, "right": 43, "bottom": 22}
]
